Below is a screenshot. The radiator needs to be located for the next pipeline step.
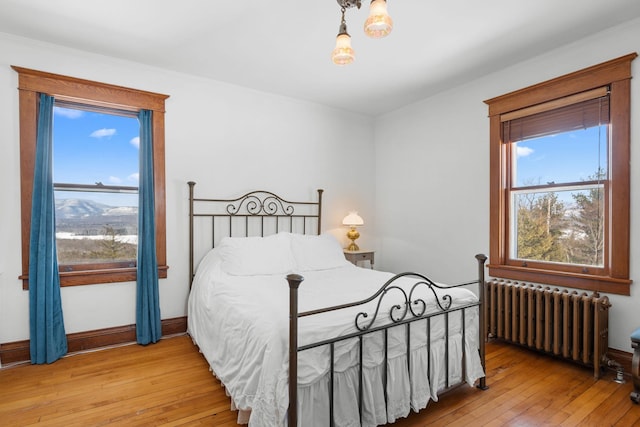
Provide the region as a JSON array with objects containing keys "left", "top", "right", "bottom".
[{"left": 486, "top": 279, "right": 612, "bottom": 379}]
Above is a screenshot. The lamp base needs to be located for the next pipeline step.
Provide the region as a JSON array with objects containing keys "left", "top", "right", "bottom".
[{"left": 346, "top": 227, "right": 360, "bottom": 252}]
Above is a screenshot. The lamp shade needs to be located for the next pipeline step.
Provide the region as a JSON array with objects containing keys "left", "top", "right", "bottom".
[
  {"left": 332, "top": 32, "right": 355, "bottom": 65},
  {"left": 342, "top": 212, "right": 364, "bottom": 226},
  {"left": 364, "top": 0, "right": 393, "bottom": 38}
]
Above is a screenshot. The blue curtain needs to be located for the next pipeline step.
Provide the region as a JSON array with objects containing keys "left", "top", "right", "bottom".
[
  {"left": 136, "top": 109, "right": 161, "bottom": 344},
  {"left": 29, "top": 93, "right": 67, "bottom": 364}
]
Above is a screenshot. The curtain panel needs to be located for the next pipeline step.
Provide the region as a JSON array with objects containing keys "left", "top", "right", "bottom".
[
  {"left": 136, "top": 109, "right": 161, "bottom": 344},
  {"left": 29, "top": 93, "right": 67, "bottom": 364}
]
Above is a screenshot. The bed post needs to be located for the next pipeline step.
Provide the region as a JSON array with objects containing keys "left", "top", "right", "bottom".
[
  {"left": 287, "top": 274, "right": 304, "bottom": 427},
  {"left": 316, "top": 189, "right": 324, "bottom": 235},
  {"left": 475, "top": 253, "right": 488, "bottom": 390},
  {"left": 188, "top": 181, "right": 196, "bottom": 288}
]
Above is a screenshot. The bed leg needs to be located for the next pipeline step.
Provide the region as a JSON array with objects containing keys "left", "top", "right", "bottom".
[
  {"left": 287, "top": 274, "right": 304, "bottom": 427},
  {"left": 477, "top": 376, "right": 489, "bottom": 390},
  {"left": 475, "top": 254, "right": 489, "bottom": 391}
]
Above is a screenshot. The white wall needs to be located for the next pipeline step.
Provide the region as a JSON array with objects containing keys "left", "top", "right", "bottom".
[
  {"left": 374, "top": 17, "right": 640, "bottom": 351},
  {"left": 0, "top": 33, "right": 376, "bottom": 346}
]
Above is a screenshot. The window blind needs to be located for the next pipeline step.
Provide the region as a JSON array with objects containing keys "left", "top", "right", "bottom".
[{"left": 502, "top": 87, "right": 610, "bottom": 142}]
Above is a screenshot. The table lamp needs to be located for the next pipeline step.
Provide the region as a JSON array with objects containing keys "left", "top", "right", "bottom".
[{"left": 342, "top": 211, "right": 364, "bottom": 251}]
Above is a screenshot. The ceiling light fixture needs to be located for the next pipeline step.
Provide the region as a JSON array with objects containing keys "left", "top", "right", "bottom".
[
  {"left": 331, "top": 0, "right": 393, "bottom": 66},
  {"left": 332, "top": 7, "right": 355, "bottom": 65}
]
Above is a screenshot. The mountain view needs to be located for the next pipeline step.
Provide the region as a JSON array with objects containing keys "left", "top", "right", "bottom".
[
  {"left": 55, "top": 199, "right": 137, "bottom": 235},
  {"left": 55, "top": 199, "right": 138, "bottom": 264}
]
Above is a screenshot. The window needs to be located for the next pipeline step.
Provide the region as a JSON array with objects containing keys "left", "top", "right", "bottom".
[
  {"left": 13, "top": 66, "right": 169, "bottom": 287},
  {"left": 508, "top": 92, "right": 608, "bottom": 269},
  {"left": 484, "top": 54, "right": 636, "bottom": 295},
  {"left": 53, "top": 104, "right": 140, "bottom": 269}
]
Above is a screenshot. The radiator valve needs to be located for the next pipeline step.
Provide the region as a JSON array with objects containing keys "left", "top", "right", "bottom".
[{"left": 606, "top": 357, "right": 626, "bottom": 384}]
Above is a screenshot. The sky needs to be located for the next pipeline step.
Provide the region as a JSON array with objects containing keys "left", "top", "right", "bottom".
[
  {"left": 514, "top": 125, "right": 607, "bottom": 188},
  {"left": 53, "top": 105, "right": 140, "bottom": 207},
  {"left": 512, "top": 125, "right": 607, "bottom": 211}
]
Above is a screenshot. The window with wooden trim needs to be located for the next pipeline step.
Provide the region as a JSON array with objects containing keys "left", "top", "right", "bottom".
[
  {"left": 13, "top": 66, "right": 169, "bottom": 288},
  {"left": 484, "top": 53, "right": 636, "bottom": 295}
]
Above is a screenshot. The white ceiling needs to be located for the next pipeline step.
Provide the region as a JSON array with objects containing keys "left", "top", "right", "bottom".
[{"left": 1, "top": 0, "right": 640, "bottom": 116}]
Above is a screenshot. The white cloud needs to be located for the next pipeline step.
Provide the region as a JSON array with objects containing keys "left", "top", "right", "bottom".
[
  {"left": 108, "top": 176, "right": 122, "bottom": 184},
  {"left": 130, "top": 136, "right": 140, "bottom": 149},
  {"left": 54, "top": 107, "right": 83, "bottom": 119},
  {"left": 128, "top": 173, "right": 139, "bottom": 183},
  {"left": 90, "top": 128, "right": 116, "bottom": 138},
  {"left": 516, "top": 146, "right": 534, "bottom": 157}
]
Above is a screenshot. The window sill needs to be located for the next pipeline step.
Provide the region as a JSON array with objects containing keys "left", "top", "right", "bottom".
[
  {"left": 21, "top": 265, "right": 168, "bottom": 290},
  {"left": 487, "top": 264, "right": 631, "bottom": 296}
]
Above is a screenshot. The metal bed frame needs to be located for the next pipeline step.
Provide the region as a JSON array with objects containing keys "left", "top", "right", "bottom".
[{"left": 187, "top": 181, "right": 488, "bottom": 426}]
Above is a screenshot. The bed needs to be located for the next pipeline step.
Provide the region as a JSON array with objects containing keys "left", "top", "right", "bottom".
[{"left": 186, "top": 182, "right": 488, "bottom": 427}]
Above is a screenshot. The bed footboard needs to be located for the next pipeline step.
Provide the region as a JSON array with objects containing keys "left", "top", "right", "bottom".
[{"left": 287, "top": 254, "right": 488, "bottom": 426}]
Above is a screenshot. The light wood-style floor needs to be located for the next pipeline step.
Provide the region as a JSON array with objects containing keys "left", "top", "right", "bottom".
[{"left": 1, "top": 335, "right": 638, "bottom": 426}]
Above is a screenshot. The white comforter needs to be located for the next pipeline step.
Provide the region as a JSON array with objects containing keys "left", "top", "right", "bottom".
[{"left": 188, "top": 248, "right": 484, "bottom": 427}]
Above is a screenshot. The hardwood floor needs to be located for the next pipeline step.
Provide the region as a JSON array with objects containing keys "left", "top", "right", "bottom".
[{"left": 0, "top": 335, "right": 638, "bottom": 426}]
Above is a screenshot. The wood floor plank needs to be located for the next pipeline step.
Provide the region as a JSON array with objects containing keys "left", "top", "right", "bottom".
[
  {"left": 581, "top": 382, "right": 637, "bottom": 426},
  {"left": 0, "top": 336, "right": 637, "bottom": 426}
]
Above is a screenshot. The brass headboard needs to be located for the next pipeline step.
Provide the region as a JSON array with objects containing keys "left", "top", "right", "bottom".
[{"left": 187, "top": 181, "right": 324, "bottom": 286}]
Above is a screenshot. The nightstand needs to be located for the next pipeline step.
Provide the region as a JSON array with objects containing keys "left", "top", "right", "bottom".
[{"left": 344, "top": 250, "right": 375, "bottom": 269}]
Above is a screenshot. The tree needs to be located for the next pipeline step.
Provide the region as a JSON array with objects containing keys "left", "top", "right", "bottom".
[
  {"left": 91, "top": 225, "right": 136, "bottom": 261},
  {"left": 569, "top": 170, "right": 605, "bottom": 266},
  {"left": 516, "top": 192, "right": 566, "bottom": 262}
]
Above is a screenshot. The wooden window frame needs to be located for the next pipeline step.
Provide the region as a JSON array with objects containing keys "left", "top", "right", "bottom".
[
  {"left": 13, "top": 66, "right": 169, "bottom": 288},
  {"left": 483, "top": 53, "right": 636, "bottom": 296}
]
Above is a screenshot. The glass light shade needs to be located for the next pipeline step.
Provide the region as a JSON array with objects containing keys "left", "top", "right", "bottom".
[
  {"left": 364, "top": 0, "right": 393, "bottom": 38},
  {"left": 332, "top": 33, "right": 355, "bottom": 65},
  {"left": 342, "top": 211, "right": 364, "bottom": 226}
]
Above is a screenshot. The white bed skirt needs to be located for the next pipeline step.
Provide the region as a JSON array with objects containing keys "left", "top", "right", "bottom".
[
  {"left": 292, "top": 314, "right": 484, "bottom": 427},
  {"left": 214, "top": 310, "right": 484, "bottom": 427}
]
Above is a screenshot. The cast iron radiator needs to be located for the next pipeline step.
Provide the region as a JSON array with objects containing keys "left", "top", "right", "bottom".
[{"left": 486, "top": 279, "right": 612, "bottom": 379}]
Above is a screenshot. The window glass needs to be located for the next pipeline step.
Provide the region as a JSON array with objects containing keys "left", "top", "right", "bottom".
[
  {"left": 512, "top": 126, "right": 608, "bottom": 187},
  {"left": 509, "top": 125, "right": 607, "bottom": 268},
  {"left": 511, "top": 186, "right": 604, "bottom": 267},
  {"left": 53, "top": 105, "right": 139, "bottom": 267}
]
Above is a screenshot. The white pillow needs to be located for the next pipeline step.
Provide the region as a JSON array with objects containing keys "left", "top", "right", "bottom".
[
  {"left": 291, "top": 233, "right": 350, "bottom": 271},
  {"left": 219, "top": 233, "right": 295, "bottom": 276}
]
